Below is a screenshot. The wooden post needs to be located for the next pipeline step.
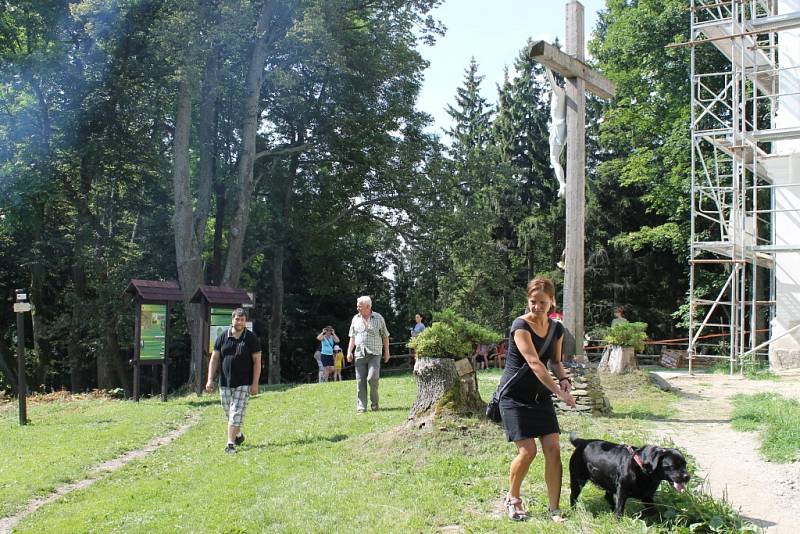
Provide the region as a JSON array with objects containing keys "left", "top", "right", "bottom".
[
  {"left": 161, "top": 301, "right": 171, "bottom": 401},
  {"left": 563, "top": 0, "right": 586, "bottom": 359},
  {"left": 528, "top": 2, "right": 616, "bottom": 360},
  {"left": 133, "top": 298, "right": 141, "bottom": 402},
  {"left": 16, "top": 308, "right": 27, "bottom": 425}
]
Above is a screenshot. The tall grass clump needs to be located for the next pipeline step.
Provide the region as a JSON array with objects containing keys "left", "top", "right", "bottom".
[{"left": 731, "top": 392, "right": 800, "bottom": 462}]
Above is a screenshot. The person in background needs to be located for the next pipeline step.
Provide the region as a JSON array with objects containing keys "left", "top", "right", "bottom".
[
  {"left": 499, "top": 277, "right": 576, "bottom": 522},
  {"left": 495, "top": 340, "right": 507, "bottom": 369},
  {"left": 205, "top": 308, "right": 262, "bottom": 454},
  {"left": 409, "top": 313, "right": 426, "bottom": 367},
  {"left": 313, "top": 349, "right": 324, "bottom": 383},
  {"left": 346, "top": 296, "right": 390, "bottom": 413},
  {"left": 474, "top": 343, "right": 488, "bottom": 370},
  {"left": 548, "top": 299, "right": 564, "bottom": 322},
  {"left": 611, "top": 306, "right": 628, "bottom": 327},
  {"left": 316, "top": 325, "right": 339, "bottom": 382},
  {"left": 333, "top": 345, "right": 344, "bottom": 381}
]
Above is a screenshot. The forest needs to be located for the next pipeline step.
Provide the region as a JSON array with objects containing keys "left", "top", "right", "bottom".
[{"left": 0, "top": 0, "right": 711, "bottom": 395}]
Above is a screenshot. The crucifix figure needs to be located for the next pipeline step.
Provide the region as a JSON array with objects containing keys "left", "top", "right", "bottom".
[
  {"left": 528, "top": 0, "right": 616, "bottom": 359},
  {"left": 546, "top": 67, "right": 567, "bottom": 198}
]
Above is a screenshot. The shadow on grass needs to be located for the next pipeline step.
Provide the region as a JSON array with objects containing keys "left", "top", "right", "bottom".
[
  {"left": 261, "top": 383, "right": 302, "bottom": 393},
  {"left": 185, "top": 398, "right": 220, "bottom": 408},
  {"left": 374, "top": 406, "right": 408, "bottom": 413},
  {"left": 248, "top": 433, "right": 350, "bottom": 449},
  {"left": 608, "top": 410, "right": 670, "bottom": 421},
  {"left": 608, "top": 410, "right": 730, "bottom": 425}
]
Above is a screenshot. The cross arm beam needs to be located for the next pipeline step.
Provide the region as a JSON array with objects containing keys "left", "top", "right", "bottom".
[{"left": 528, "top": 40, "right": 616, "bottom": 100}]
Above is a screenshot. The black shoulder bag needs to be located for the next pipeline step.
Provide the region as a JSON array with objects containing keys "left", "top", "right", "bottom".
[{"left": 485, "top": 319, "right": 556, "bottom": 423}]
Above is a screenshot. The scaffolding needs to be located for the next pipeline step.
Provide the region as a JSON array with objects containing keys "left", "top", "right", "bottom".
[{"left": 688, "top": 0, "right": 800, "bottom": 372}]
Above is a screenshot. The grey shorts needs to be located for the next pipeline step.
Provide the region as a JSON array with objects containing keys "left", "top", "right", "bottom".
[{"left": 220, "top": 385, "right": 251, "bottom": 427}]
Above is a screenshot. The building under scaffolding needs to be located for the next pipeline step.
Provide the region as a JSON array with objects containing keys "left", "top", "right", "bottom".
[{"left": 689, "top": 0, "right": 800, "bottom": 372}]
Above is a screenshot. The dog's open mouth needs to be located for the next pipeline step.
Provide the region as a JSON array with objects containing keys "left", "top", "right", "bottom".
[{"left": 673, "top": 482, "right": 686, "bottom": 492}]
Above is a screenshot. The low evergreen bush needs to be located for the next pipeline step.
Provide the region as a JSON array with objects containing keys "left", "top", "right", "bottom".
[
  {"left": 603, "top": 321, "right": 648, "bottom": 352},
  {"left": 407, "top": 309, "right": 501, "bottom": 360}
]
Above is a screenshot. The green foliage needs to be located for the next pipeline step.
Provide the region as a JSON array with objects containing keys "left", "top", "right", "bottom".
[
  {"left": 604, "top": 321, "right": 648, "bottom": 352},
  {"left": 653, "top": 478, "right": 760, "bottom": 533},
  {"left": 406, "top": 322, "right": 471, "bottom": 360},
  {"left": 407, "top": 309, "right": 502, "bottom": 359},
  {"left": 731, "top": 393, "right": 800, "bottom": 462}
]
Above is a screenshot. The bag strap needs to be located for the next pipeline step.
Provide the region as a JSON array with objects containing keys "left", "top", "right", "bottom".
[{"left": 496, "top": 319, "right": 557, "bottom": 398}]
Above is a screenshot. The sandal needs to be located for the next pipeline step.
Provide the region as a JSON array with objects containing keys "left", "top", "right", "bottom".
[
  {"left": 548, "top": 507, "right": 565, "bottom": 523},
  {"left": 504, "top": 495, "right": 528, "bottom": 521}
]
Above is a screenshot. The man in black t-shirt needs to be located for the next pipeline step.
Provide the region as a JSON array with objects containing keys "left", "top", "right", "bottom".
[{"left": 205, "top": 308, "right": 262, "bottom": 454}]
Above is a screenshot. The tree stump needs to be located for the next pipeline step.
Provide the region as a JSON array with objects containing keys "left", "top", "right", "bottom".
[
  {"left": 599, "top": 345, "right": 638, "bottom": 374},
  {"left": 407, "top": 357, "right": 484, "bottom": 427}
]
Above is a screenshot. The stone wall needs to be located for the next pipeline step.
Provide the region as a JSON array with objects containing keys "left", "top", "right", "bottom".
[{"left": 552, "top": 363, "right": 611, "bottom": 415}]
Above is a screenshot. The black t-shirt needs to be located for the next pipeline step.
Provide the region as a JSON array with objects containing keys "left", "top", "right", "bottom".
[
  {"left": 214, "top": 328, "right": 262, "bottom": 388},
  {"left": 500, "top": 318, "right": 564, "bottom": 406}
]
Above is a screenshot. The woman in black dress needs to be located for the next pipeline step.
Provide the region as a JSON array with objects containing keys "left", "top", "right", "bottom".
[{"left": 500, "top": 277, "right": 576, "bottom": 522}]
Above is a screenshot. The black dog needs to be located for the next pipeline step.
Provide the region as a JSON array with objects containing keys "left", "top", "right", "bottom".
[{"left": 569, "top": 433, "right": 690, "bottom": 517}]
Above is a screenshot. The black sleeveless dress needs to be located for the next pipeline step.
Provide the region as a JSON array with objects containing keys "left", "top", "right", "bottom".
[{"left": 499, "top": 318, "right": 564, "bottom": 441}]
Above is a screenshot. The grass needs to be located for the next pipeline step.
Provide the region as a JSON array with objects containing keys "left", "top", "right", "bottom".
[
  {"left": 0, "top": 392, "right": 197, "bottom": 517},
  {"left": 707, "top": 359, "right": 779, "bottom": 380},
  {"left": 601, "top": 370, "right": 679, "bottom": 420},
  {"left": 1, "top": 370, "right": 754, "bottom": 533},
  {"left": 731, "top": 392, "right": 800, "bottom": 462}
]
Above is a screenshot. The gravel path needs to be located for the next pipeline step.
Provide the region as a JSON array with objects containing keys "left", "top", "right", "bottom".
[{"left": 651, "top": 372, "right": 800, "bottom": 533}]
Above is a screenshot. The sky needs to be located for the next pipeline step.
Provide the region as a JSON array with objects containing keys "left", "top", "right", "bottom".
[{"left": 417, "top": 0, "right": 607, "bottom": 136}]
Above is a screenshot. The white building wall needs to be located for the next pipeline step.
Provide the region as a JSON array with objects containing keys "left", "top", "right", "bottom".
[{"left": 769, "top": 0, "right": 800, "bottom": 370}]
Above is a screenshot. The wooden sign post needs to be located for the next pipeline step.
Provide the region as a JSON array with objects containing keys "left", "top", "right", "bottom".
[{"left": 528, "top": 1, "right": 615, "bottom": 358}]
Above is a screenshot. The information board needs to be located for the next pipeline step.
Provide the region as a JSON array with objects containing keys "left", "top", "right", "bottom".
[
  {"left": 140, "top": 303, "right": 167, "bottom": 360},
  {"left": 209, "top": 307, "right": 235, "bottom": 353}
]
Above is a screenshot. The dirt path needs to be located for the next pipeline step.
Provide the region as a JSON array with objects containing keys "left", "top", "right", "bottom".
[
  {"left": 651, "top": 372, "right": 800, "bottom": 533},
  {"left": 0, "top": 412, "right": 200, "bottom": 534}
]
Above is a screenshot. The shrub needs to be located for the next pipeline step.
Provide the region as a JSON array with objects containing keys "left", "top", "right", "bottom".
[
  {"left": 407, "top": 309, "right": 502, "bottom": 360},
  {"left": 603, "top": 321, "right": 648, "bottom": 352}
]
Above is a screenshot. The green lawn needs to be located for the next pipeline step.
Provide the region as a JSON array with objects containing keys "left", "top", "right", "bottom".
[
  {"left": 2, "top": 371, "right": 751, "bottom": 533},
  {"left": 0, "top": 394, "right": 197, "bottom": 517}
]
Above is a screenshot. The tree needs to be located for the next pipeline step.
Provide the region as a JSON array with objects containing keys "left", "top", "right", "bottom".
[
  {"left": 587, "top": 0, "right": 700, "bottom": 336},
  {"left": 246, "top": 0, "right": 443, "bottom": 383}
]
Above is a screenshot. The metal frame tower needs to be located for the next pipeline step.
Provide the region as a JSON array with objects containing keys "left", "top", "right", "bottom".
[{"left": 688, "top": 0, "right": 800, "bottom": 372}]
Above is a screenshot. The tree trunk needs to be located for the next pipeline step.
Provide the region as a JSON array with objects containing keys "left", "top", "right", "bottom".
[
  {"left": 30, "top": 260, "right": 52, "bottom": 390},
  {"left": 222, "top": 1, "right": 275, "bottom": 286},
  {"left": 209, "top": 181, "right": 225, "bottom": 284},
  {"left": 599, "top": 345, "right": 638, "bottom": 374},
  {"left": 0, "top": 340, "right": 17, "bottom": 394},
  {"left": 267, "top": 145, "right": 300, "bottom": 385},
  {"left": 68, "top": 262, "right": 88, "bottom": 392},
  {"left": 68, "top": 333, "right": 85, "bottom": 392},
  {"left": 268, "top": 243, "right": 285, "bottom": 385},
  {"left": 171, "top": 72, "right": 207, "bottom": 394},
  {"left": 408, "top": 357, "right": 484, "bottom": 427},
  {"left": 96, "top": 348, "right": 114, "bottom": 389},
  {"left": 104, "top": 310, "right": 131, "bottom": 396}
]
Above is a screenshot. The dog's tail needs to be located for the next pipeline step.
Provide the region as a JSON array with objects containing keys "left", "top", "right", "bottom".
[{"left": 569, "top": 431, "right": 590, "bottom": 448}]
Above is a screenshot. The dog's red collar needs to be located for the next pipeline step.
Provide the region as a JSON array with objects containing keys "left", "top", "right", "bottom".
[{"left": 625, "top": 444, "right": 645, "bottom": 470}]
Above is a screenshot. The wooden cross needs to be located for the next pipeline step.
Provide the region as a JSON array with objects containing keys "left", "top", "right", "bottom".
[{"left": 528, "top": 1, "right": 615, "bottom": 358}]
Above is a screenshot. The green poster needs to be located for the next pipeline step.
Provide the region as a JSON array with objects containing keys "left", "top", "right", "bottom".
[
  {"left": 140, "top": 304, "right": 167, "bottom": 360},
  {"left": 209, "top": 307, "right": 234, "bottom": 353}
]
